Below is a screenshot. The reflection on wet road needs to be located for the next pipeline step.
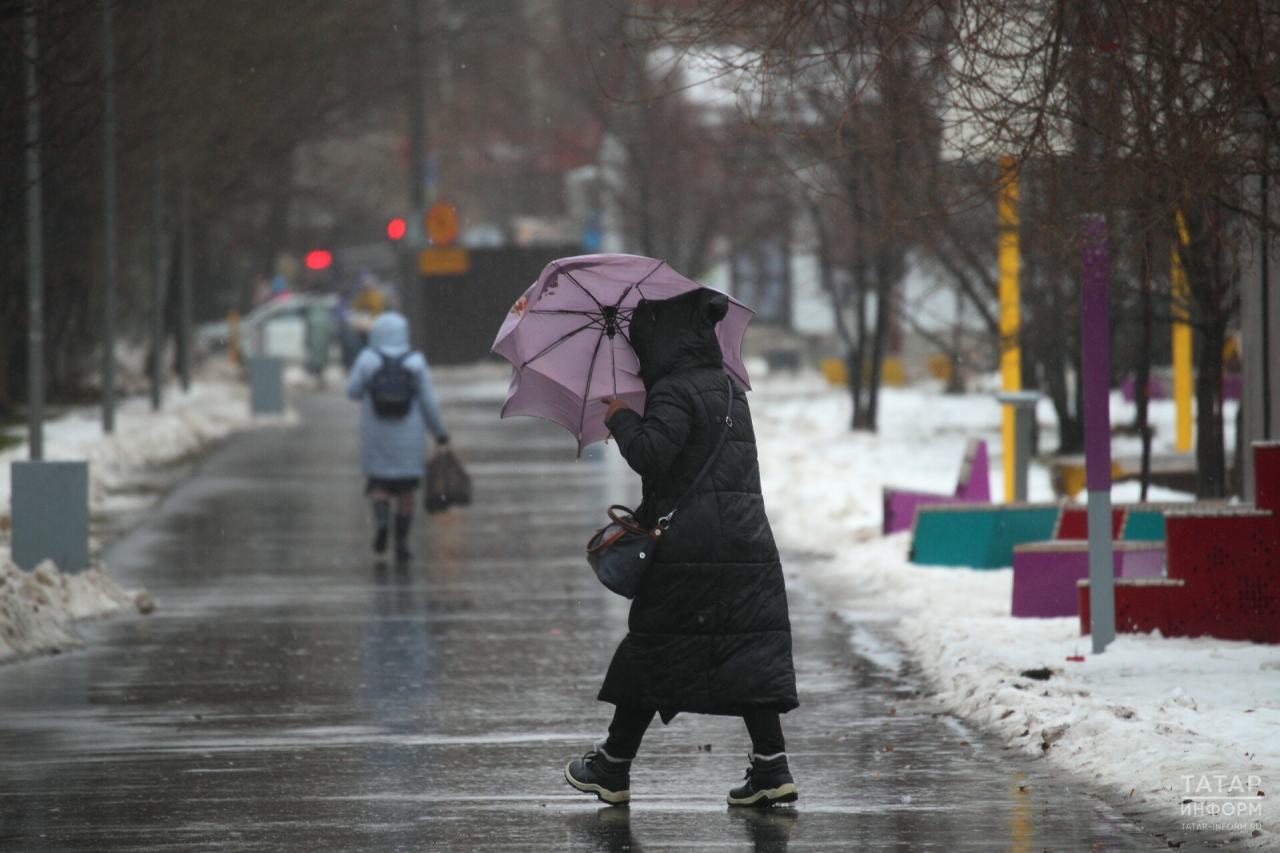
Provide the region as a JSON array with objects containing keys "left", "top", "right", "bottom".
[{"left": 0, "top": 384, "right": 1163, "bottom": 851}]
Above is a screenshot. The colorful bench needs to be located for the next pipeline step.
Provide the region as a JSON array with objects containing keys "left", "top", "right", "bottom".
[
  {"left": 910, "top": 502, "right": 1062, "bottom": 568},
  {"left": 910, "top": 497, "right": 1194, "bottom": 569},
  {"left": 1079, "top": 442, "right": 1280, "bottom": 644},
  {"left": 1012, "top": 540, "right": 1164, "bottom": 617},
  {"left": 882, "top": 439, "right": 990, "bottom": 535}
]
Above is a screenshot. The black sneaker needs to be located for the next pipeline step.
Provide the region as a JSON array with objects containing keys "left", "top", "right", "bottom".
[
  {"left": 565, "top": 741, "right": 631, "bottom": 805},
  {"left": 727, "top": 753, "right": 798, "bottom": 807}
]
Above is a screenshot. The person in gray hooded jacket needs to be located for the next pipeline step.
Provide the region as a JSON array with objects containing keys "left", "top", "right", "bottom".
[{"left": 346, "top": 312, "right": 449, "bottom": 558}]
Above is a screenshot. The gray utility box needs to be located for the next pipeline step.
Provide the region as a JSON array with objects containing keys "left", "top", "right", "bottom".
[
  {"left": 11, "top": 460, "right": 89, "bottom": 574},
  {"left": 249, "top": 355, "right": 286, "bottom": 415}
]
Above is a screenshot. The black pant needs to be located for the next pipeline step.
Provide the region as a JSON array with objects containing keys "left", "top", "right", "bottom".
[{"left": 603, "top": 705, "right": 786, "bottom": 761}]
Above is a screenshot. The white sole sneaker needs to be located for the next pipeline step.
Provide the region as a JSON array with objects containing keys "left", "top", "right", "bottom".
[
  {"left": 565, "top": 763, "right": 631, "bottom": 804},
  {"left": 727, "top": 783, "right": 799, "bottom": 807}
]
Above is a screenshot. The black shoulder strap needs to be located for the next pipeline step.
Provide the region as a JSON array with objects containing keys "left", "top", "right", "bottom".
[{"left": 658, "top": 376, "right": 735, "bottom": 530}]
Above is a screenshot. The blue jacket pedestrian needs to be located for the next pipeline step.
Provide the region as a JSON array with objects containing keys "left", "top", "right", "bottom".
[{"left": 346, "top": 312, "right": 448, "bottom": 558}]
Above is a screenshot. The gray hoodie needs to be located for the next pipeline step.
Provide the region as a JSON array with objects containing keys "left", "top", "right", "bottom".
[{"left": 346, "top": 312, "right": 448, "bottom": 480}]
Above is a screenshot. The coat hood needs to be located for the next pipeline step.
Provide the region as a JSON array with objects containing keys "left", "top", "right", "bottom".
[
  {"left": 628, "top": 289, "right": 729, "bottom": 389},
  {"left": 368, "top": 311, "right": 411, "bottom": 355}
]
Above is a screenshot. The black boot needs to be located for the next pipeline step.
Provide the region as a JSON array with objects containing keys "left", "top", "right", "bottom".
[
  {"left": 372, "top": 500, "right": 390, "bottom": 554},
  {"left": 727, "top": 753, "right": 798, "bottom": 807},
  {"left": 565, "top": 740, "right": 631, "bottom": 805},
  {"left": 393, "top": 513, "right": 412, "bottom": 560}
]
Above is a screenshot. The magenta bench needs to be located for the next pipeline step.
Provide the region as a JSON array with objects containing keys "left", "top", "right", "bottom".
[
  {"left": 1012, "top": 540, "right": 1164, "bottom": 618},
  {"left": 883, "top": 439, "right": 990, "bottom": 534}
]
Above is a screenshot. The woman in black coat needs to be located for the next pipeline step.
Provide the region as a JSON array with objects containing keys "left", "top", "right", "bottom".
[{"left": 565, "top": 288, "right": 799, "bottom": 807}]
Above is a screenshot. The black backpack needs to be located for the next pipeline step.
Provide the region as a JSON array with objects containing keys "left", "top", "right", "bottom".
[{"left": 368, "top": 351, "right": 417, "bottom": 418}]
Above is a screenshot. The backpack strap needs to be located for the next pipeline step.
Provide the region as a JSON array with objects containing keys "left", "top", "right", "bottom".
[
  {"left": 656, "top": 376, "right": 735, "bottom": 531},
  {"left": 375, "top": 350, "right": 412, "bottom": 367}
]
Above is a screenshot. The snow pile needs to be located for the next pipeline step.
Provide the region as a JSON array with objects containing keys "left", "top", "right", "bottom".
[
  {"left": 0, "top": 359, "right": 272, "bottom": 666},
  {"left": 0, "top": 553, "right": 153, "bottom": 664},
  {"left": 753, "top": 377, "right": 1277, "bottom": 847}
]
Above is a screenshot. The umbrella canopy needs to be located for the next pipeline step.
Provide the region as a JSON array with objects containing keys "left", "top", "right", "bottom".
[{"left": 492, "top": 254, "right": 753, "bottom": 451}]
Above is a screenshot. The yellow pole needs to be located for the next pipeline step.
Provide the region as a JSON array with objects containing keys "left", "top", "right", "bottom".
[
  {"left": 998, "top": 157, "right": 1022, "bottom": 501},
  {"left": 228, "top": 309, "right": 240, "bottom": 367},
  {"left": 1172, "top": 212, "right": 1193, "bottom": 452}
]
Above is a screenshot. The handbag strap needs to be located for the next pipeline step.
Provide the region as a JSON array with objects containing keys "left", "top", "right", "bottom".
[{"left": 656, "top": 376, "right": 735, "bottom": 531}]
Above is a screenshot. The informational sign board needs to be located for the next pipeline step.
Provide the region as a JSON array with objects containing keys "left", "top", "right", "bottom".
[
  {"left": 418, "top": 248, "right": 470, "bottom": 276},
  {"left": 426, "top": 201, "right": 460, "bottom": 247}
]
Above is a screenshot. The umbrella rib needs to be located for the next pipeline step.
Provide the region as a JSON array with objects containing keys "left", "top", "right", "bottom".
[
  {"left": 518, "top": 318, "right": 599, "bottom": 370},
  {"left": 551, "top": 261, "right": 604, "bottom": 311},
  {"left": 528, "top": 308, "right": 602, "bottom": 317},
  {"left": 614, "top": 259, "right": 667, "bottom": 307},
  {"left": 577, "top": 327, "right": 607, "bottom": 438}
]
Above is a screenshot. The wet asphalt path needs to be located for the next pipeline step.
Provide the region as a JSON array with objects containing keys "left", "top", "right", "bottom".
[{"left": 0, "top": 378, "right": 1166, "bottom": 852}]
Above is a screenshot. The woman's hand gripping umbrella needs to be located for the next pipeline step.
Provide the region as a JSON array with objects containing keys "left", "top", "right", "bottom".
[{"left": 490, "top": 253, "right": 754, "bottom": 451}]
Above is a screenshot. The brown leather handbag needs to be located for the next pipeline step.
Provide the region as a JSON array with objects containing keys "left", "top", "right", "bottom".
[{"left": 585, "top": 377, "right": 734, "bottom": 598}]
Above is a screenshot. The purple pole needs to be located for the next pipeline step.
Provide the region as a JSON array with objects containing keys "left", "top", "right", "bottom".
[{"left": 1081, "top": 213, "right": 1115, "bottom": 652}]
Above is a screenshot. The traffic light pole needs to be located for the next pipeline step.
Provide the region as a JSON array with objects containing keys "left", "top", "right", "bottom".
[{"left": 403, "top": 0, "right": 429, "bottom": 355}]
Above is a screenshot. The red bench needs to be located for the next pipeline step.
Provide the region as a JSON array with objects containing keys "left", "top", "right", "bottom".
[{"left": 1079, "top": 442, "right": 1280, "bottom": 643}]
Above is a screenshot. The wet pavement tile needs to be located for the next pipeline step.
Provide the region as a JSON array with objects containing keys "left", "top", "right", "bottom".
[{"left": 0, "top": 387, "right": 1167, "bottom": 851}]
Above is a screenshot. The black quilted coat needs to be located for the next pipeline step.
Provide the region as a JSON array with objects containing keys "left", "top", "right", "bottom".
[{"left": 596, "top": 288, "right": 798, "bottom": 718}]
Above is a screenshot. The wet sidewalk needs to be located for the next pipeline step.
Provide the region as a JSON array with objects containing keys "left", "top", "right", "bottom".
[{"left": 0, "top": 381, "right": 1165, "bottom": 851}]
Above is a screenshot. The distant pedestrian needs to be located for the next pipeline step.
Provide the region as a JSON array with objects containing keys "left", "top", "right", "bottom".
[
  {"left": 337, "top": 274, "right": 388, "bottom": 369},
  {"left": 564, "top": 289, "right": 799, "bottom": 807},
  {"left": 346, "top": 312, "right": 449, "bottom": 560}
]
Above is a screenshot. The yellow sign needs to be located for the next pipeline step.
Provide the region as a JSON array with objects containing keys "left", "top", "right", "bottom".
[
  {"left": 417, "top": 248, "right": 470, "bottom": 276},
  {"left": 425, "top": 201, "right": 460, "bottom": 247}
]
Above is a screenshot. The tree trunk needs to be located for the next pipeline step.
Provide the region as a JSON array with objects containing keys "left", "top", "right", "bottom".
[
  {"left": 1182, "top": 205, "right": 1229, "bottom": 498},
  {"left": 1136, "top": 233, "right": 1154, "bottom": 500},
  {"left": 863, "top": 240, "right": 896, "bottom": 431}
]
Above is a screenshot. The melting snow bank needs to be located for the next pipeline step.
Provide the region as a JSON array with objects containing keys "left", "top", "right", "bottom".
[
  {"left": 0, "top": 554, "right": 155, "bottom": 664},
  {"left": 753, "top": 377, "right": 1278, "bottom": 849},
  {"left": 1, "top": 359, "right": 294, "bottom": 666},
  {"left": 1, "top": 360, "right": 295, "bottom": 532}
]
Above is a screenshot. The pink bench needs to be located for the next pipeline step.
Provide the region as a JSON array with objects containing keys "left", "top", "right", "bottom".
[
  {"left": 1012, "top": 540, "right": 1164, "bottom": 617},
  {"left": 883, "top": 439, "right": 990, "bottom": 534}
]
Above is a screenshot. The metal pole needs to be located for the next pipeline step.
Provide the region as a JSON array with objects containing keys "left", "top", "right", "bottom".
[
  {"left": 408, "top": 0, "right": 427, "bottom": 239},
  {"left": 997, "top": 157, "right": 1022, "bottom": 502},
  {"left": 25, "top": 1, "right": 45, "bottom": 461},
  {"left": 1014, "top": 405, "right": 1033, "bottom": 501},
  {"left": 1241, "top": 172, "right": 1276, "bottom": 498},
  {"left": 997, "top": 391, "right": 1038, "bottom": 502},
  {"left": 1262, "top": 173, "right": 1272, "bottom": 441},
  {"left": 149, "top": 1, "right": 164, "bottom": 411},
  {"left": 1081, "top": 214, "right": 1115, "bottom": 653},
  {"left": 102, "top": 0, "right": 117, "bottom": 432},
  {"left": 1172, "top": 212, "right": 1194, "bottom": 452},
  {"left": 402, "top": 0, "right": 428, "bottom": 353},
  {"left": 179, "top": 171, "right": 193, "bottom": 392}
]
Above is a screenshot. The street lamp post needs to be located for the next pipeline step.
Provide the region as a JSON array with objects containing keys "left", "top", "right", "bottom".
[
  {"left": 102, "top": 0, "right": 118, "bottom": 432},
  {"left": 25, "top": 1, "right": 45, "bottom": 460}
]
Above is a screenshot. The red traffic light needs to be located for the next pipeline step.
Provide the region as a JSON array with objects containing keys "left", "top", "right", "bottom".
[
  {"left": 305, "top": 250, "right": 333, "bottom": 270},
  {"left": 387, "top": 218, "right": 407, "bottom": 241}
]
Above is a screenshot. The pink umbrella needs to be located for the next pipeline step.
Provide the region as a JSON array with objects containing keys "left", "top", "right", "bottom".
[{"left": 492, "top": 253, "right": 754, "bottom": 451}]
